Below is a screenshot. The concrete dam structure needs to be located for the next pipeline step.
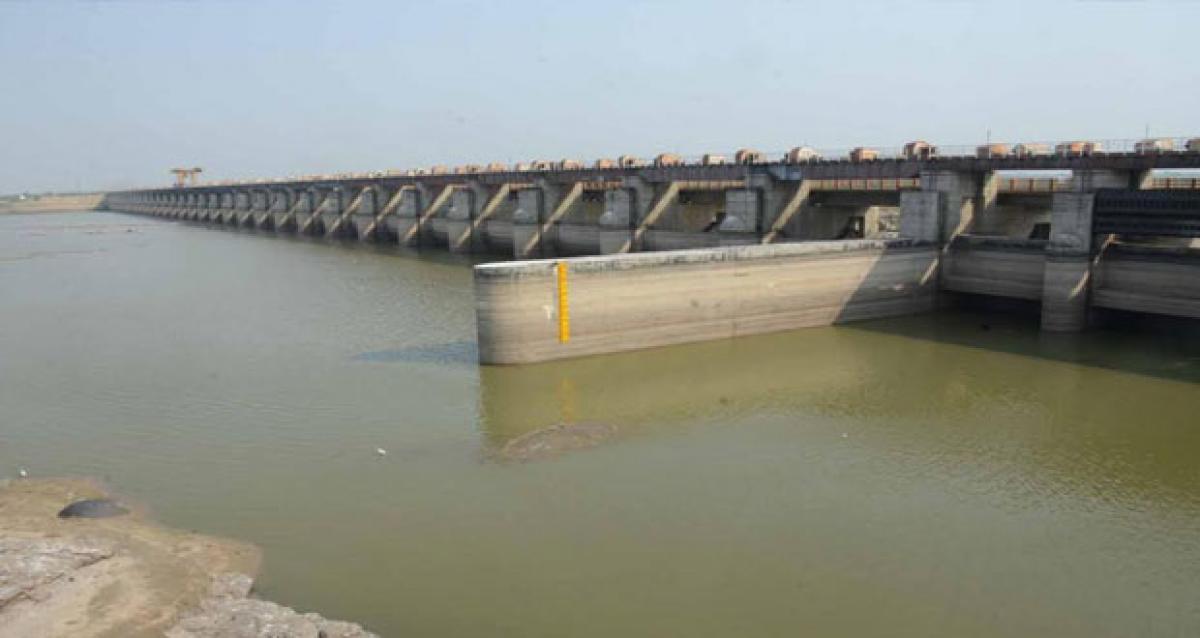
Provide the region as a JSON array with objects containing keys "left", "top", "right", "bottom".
[{"left": 104, "top": 139, "right": 1200, "bottom": 364}]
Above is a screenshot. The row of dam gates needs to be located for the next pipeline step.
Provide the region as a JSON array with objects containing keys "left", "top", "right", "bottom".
[{"left": 106, "top": 145, "right": 1200, "bottom": 364}]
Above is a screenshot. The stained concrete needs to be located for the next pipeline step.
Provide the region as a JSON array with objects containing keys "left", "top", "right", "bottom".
[{"left": 475, "top": 239, "right": 938, "bottom": 364}]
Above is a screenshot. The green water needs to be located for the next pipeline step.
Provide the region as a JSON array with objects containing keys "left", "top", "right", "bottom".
[{"left": 2, "top": 212, "right": 1199, "bottom": 637}]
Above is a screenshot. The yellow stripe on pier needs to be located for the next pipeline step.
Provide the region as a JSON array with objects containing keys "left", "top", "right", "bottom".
[{"left": 556, "top": 261, "right": 570, "bottom": 343}]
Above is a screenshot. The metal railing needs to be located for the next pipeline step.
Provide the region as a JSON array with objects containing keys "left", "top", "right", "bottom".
[{"left": 163, "top": 135, "right": 1200, "bottom": 189}]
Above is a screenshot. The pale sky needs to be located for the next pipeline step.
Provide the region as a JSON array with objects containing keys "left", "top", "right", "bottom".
[{"left": 1, "top": 0, "right": 1197, "bottom": 193}]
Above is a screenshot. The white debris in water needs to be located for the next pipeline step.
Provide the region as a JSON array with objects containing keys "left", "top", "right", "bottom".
[{"left": 375, "top": 448, "right": 387, "bottom": 457}]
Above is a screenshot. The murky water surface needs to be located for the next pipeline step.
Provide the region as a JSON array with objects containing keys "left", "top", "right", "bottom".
[{"left": 3, "top": 213, "right": 1199, "bottom": 637}]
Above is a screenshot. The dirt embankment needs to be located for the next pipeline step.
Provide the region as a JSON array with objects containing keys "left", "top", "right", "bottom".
[
  {"left": 0, "top": 478, "right": 377, "bottom": 638},
  {"left": 0, "top": 194, "right": 104, "bottom": 214}
]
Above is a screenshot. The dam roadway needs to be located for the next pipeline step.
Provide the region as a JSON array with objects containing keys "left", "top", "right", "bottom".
[{"left": 105, "top": 139, "right": 1200, "bottom": 364}]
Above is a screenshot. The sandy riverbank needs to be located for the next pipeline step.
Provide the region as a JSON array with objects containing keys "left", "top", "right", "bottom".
[
  {"left": 0, "top": 478, "right": 377, "bottom": 638},
  {"left": 0, "top": 194, "right": 104, "bottom": 214}
]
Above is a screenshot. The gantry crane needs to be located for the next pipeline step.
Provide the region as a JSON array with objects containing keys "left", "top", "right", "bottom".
[{"left": 170, "top": 167, "right": 203, "bottom": 187}]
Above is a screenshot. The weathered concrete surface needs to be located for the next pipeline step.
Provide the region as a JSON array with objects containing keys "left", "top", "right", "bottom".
[
  {"left": 0, "top": 478, "right": 375, "bottom": 638},
  {"left": 942, "top": 235, "right": 1047, "bottom": 300},
  {"left": 475, "top": 239, "right": 938, "bottom": 364},
  {"left": 1092, "top": 244, "right": 1200, "bottom": 318},
  {"left": 1041, "top": 193, "right": 1095, "bottom": 331}
]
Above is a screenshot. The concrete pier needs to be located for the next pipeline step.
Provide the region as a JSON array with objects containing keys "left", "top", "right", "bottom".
[
  {"left": 350, "top": 187, "right": 380, "bottom": 241},
  {"left": 1041, "top": 192, "right": 1096, "bottom": 331},
  {"left": 446, "top": 184, "right": 484, "bottom": 253},
  {"left": 474, "top": 240, "right": 938, "bottom": 364}
]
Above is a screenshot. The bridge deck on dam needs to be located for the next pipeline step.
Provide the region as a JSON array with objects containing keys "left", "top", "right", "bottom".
[{"left": 106, "top": 143, "right": 1200, "bottom": 364}]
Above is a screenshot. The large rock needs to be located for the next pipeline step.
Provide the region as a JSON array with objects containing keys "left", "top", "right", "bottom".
[
  {"left": 0, "top": 538, "right": 114, "bottom": 607},
  {"left": 166, "top": 573, "right": 377, "bottom": 638},
  {"left": 0, "top": 479, "right": 376, "bottom": 638}
]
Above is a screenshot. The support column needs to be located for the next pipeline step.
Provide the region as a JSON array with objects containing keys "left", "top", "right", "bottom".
[
  {"left": 446, "top": 183, "right": 487, "bottom": 253},
  {"left": 268, "top": 190, "right": 290, "bottom": 231},
  {"left": 395, "top": 188, "right": 425, "bottom": 247},
  {"left": 219, "top": 194, "right": 230, "bottom": 224},
  {"left": 297, "top": 189, "right": 327, "bottom": 235},
  {"left": 251, "top": 190, "right": 269, "bottom": 228},
  {"left": 352, "top": 187, "right": 379, "bottom": 241},
  {"left": 762, "top": 180, "right": 812, "bottom": 243},
  {"left": 394, "top": 185, "right": 452, "bottom": 247},
  {"left": 898, "top": 190, "right": 941, "bottom": 242},
  {"left": 178, "top": 194, "right": 191, "bottom": 219},
  {"left": 929, "top": 170, "right": 980, "bottom": 242},
  {"left": 973, "top": 170, "right": 1001, "bottom": 233},
  {"left": 213, "top": 192, "right": 231, "bottom": 222},
  {"left": 293, "top": 190, "right": 315, "bottom": 233},
  {"left": 233, "top": 191, "right": 250, "bottom": 226},
  {"left": 512, "top": 186, "right": 548, "bottom": 259},
  {"left": 1040, "top": 192, "right": 1095, "bottom": 331},
  {"left": 197, "top": 193, "right": 213, "bottom": 221},
  {"left": 378, "top": 187, "right": 411, "bottom": 240},
  {"left": 513, "top": 179, "right": 580, "bottom": 259},
  {"left": 599, "top": 177, "right": 653, "bottom": 254},
  {"left": 899, "top": 170, "right": 981, "bottom": 243},
  {"left": 316, "top": 188, "right": 343, "bottom": 234},
  {"left": 254, "top": 191, "right": 274, "bottom": 230},
  {"left": 1040, "top": 169, "right": 1140, "bottom": 332},
  {"left": 599, "top": 189, "right": 635, "bottom": 254}
]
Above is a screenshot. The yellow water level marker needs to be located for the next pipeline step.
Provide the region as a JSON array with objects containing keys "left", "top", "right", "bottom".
[{"left": 556, "top": 261, "right": 570, "bottom": 343}]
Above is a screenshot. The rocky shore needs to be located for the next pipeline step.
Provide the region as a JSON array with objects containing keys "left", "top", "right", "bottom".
[{"left": 0, "top": 478, "right": 377, "bottom": 638}]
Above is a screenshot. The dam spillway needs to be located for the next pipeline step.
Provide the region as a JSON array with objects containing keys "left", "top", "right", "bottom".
[{"left": 104, "top": 139, "right": 1200, "bottom": 364}]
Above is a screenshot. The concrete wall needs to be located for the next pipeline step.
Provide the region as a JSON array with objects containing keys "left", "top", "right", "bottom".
[
  {"left": 942, "top": 236, "right": 1047, "bottom": 300},
  {"left": 977, "top": 201, "right": 1052, "bottom": 237},
  {"left": 483, "top": 220, "right": 514, "bottom": 253},
  {"left": 1041, "top": 192, "right": 1094, "bottom": 331},
  {"left": 475, "top": 239, "right": 938, "bottom": 364},
  {"left": 643, "top": 230, "right": 720, "bottom": 251},
  {"left": 556, "top": 225, "right": 602, "bottom": 255},
  {"left": 1093, "top": 245, "right": 1200, "bottom": 319}
]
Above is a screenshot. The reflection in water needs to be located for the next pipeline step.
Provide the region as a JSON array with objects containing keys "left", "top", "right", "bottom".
[
  {"left": 477, "top": 329, "right": 867, "bottom": 445},
  {"left": 479, "top": 309, "right": 1200, "bottom": 507},
  {"left": 493, "top": 422, "right": 619, "bottom": 462}
]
